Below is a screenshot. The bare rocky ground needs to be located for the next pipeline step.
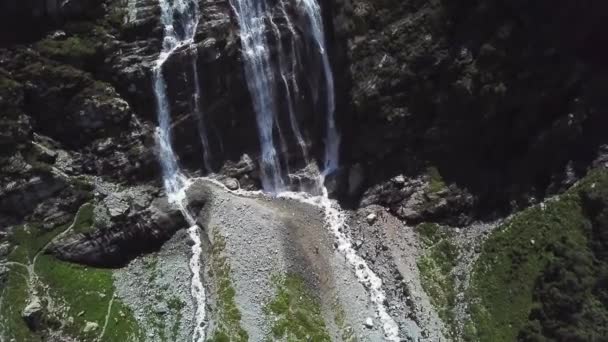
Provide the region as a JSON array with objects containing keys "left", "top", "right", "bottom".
[
  {"left": 112, "top": 178, "right": 456, "bottom": 341},
  {"left": 191, "top": 179, "right": 387, "bottom": 341},
  {"left": 348, "top": 205, "right": 446, "bottom": 341},
  {"left": 114, "top": 229, "right": 195, "bottom": 342}
]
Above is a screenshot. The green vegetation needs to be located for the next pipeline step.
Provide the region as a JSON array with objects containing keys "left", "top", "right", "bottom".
[
  {"left": 208, "top": 232, "right": 248, "bottom": 342},
  {"left": 1, "top": 204, "right": 140, "bottom": 341},
  {"left": 427, "top": 166, "right": 447, "bottom": 194},
  {"left": 8, "top": 223, "right": 65, "bottom": 264},
  {"left": 8, "top": 202, "right": 94, "bottom": 263},
  {"left": 333, "top": 299, "right": 357, "bottom": 342},
  {"left": 168, "top": 296, "right": 186, "bottom": 339},
  {"left": 467, "top": 169, "right": 608, "bottom": 341},
  {"left": 416, "top": 223, "right": 459, "bottom": 336},
  {"left": 0, "top": 74, "right": 21, "bottom": 94},
  {"left": 35, "top": 36, "right": 97, "bottom": 63},
  {"left": 72, "top": 203, "right": 95, "bottom": 234},
  {"left": 416, "top": 222, "right": 442, "bottom": 246},
  {"left": 0, "top": 266, "right": 39, "bottom": 341},
  {"left": 265, "top": 274, "right": 331, "bottom": 342},
  {"left": 36, "top": 255, "right": 140, "bottom": 341}
]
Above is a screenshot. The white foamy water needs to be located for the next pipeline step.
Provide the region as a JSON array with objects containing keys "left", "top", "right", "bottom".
[
  {"left": 167, "top": 180, "right": 206, "bottom": 342},
  {"left": 153, "top": 0, "right": 207, "bottom": 340},
  {"left": 279, "top": 186, "right": 401, "bottom": 341},
  {"left": 229, "top": 0, "right": 286, "bottom": 193},
  {"left": 298, "top": 0, "right": 340, "bottom": 174}
]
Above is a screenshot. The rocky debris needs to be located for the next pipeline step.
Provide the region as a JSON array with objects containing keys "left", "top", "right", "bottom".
[
  {"left": 22, "top": 296, "right": 43, "bottom": 331},
  {"left": 216, "top": 154, "right": 259, "bottom": 190},
  {"left": 113, "top": 230, "right": 196, "bottom": 342},
  {"left": 360, "top": 175, "right": 475, "bottom": 226},
  {"left": 287, "top": 162, "right": 325, "bottom": 194},
  {"left": 83, "top": 321, "right": 99, "bottom": 333},
  {"left": 347, "top": 205, "right": 446, "bottom": 341},
  {"left": 0, "top": 173, "right": 67, "bottom": 217},
  {"left": 103, "top": 194, "right": 130, "bottom": 220},
  {"left": 364, "top": 317, "right": 374, "bottom": 329},
  {"left": 49, "top": 194, "right": 186, "bottom": 267},
  {"left": 366, "top": 213, "right": 377, "bottom": 224},
  {"left": 221, "top": 177, "right": 239, "bottom": 191},
  {"left": 197, "top": 180, "right": 386, "bottom": 341}
]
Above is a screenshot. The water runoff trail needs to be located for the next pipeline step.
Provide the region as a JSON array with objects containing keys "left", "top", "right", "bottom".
[{"left": 152, "top": 0, "right": 207, "bottom": 340}]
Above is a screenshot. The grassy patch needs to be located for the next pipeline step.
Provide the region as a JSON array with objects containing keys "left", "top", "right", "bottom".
[
  {"left": 3, "top": 204, "right": 139, "bottom": 341},
  {"left": 266, "top": 274, "right": 331, "bottom": 342},
  {"left": 102, "top": 299, "right": 140, "bottom": 342},
  {"left": 208, "top": 232, "right": 248, "bottom": 342},
  {"left": 0, "top": 266, "right": 40, "bottom": 341},
  {"left": 416, "top": 224, "right": 459, "bottom": 336},
  {"left": 72, "top": 203, "right": 95, "bottom": 234},
  {"left": 36, "top": 255, "right": 140, "bottom": 341},
  {"left": 427, "top": 166, "right": 447, "bottom": 194},
  {"left": 168, "top": 296, "right": 185, "bottom": 339},
  {"left": 8, "top": 202, "right": 94, "bottom": 263},
  {"left": 333, "top": 300, "right": 357, "bottom": 342},
  {"left": 8, "top": 223, "right": 65, "bottom": 264},
  {"left": 35, "top": 36, "right": 97, "bottom": 64},
  {"left": 466, "top": 169, "right": 608, "bottom": 341},
  {"left": 416, "top": 222, "right": 441, "bottom": 246}
]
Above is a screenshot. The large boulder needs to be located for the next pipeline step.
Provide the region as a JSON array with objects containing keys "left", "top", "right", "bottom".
[{"left": 49, "top": 195, "right": 186, "bottom": 267}]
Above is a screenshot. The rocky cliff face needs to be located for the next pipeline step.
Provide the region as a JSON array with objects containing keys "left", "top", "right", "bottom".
[
  {"left": 333, "top": 0, "right": 608, "bottom": 217},
  {"left": 2, "top": 0, "right": 608, "bottom": 341}
]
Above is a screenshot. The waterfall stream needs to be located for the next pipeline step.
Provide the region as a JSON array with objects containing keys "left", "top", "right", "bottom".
[
  {"left": 229, "top": 0, "right": 286, "bottom": 192},
  {"left": 298, "top": 0, "right": 340, "bottom": 175},
  {"left": 153, "top": 0, "right": 207, "bottom": 340}
]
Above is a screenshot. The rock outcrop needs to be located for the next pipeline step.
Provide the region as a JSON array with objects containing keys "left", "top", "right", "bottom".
[
  {"left": 49, "top": 195, "right": 187, "bottom": 267},
  {"left": 333, "top": 0, "right": 608, "bottom": 217}
]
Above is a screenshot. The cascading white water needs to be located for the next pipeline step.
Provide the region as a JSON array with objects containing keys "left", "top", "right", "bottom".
[
  {"left": 298, "top": 0, "right": 340, "bottom": 175},
  {"left": 229, "top": 0, "right": 285, "bottom": 192},
  {"left": 279, "top": 184, "right": 401, "bottom": 341},
  {"left": 269, "top": 7, "right": 309, "bottom": 161},
  {"left": 153, "top": 0, "right": 207, "bottom": 340},
  {"left": 191, "top": 53, "right": 214, "bottom": 173}
]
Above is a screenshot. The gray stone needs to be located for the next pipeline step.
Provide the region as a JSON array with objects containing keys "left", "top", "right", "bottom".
[
  {"left": 222, "top": 178, "right": 239, "bottom": 191},
  {"left": 364, "top": 317, "right": 374, "bottom": 329},
  {"left": 22, "top": 297, "right": 43, "bottom": 330},
  {"left": 366, "top": 213, "right": 377, "bottom": 225},
  {"left": 83, "top": 321, "right": 99, "bottom": 333}
]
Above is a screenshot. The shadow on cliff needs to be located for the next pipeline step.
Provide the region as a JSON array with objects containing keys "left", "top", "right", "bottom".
[{"left": 339, "top": 0, "right": 608, "bottom": 217}]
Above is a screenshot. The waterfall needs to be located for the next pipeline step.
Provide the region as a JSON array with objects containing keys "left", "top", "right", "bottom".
[
  {"left": 153, "top": 0, "right": 207, "bottom": 340},
  {"left": 230, "top": 0, "right": 339, "bottom": 193},
  {"left": 269, "top": 4, "right": 309, "bottom": 162},
  {"left": 229, "top": 0, "right": 285, "bottom": 192},
  {"left": 191, "top": 52, "right": 214, "bottom": 173},
  {"left": 299, "top": 0, "right": 340, "bottom": 175}
]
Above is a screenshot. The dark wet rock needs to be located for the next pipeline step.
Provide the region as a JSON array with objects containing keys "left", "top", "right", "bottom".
[
  {"left": 185, "top": 180, "right": 212, "bottom": 215},
  {"left": 49, "top": 195, "right": 186, "bottom": 267},
  {"left": 0, "top": 173, "right": 67, "bottom": 217},
  {"left": 334, "top": 0, "right": 608, "bottom": 217},
  {"left": 22, "top": 297, "right": 43, "bottom": 331},
  {"left": 360, "top": 175, "right": 474, "bottom": 226}
]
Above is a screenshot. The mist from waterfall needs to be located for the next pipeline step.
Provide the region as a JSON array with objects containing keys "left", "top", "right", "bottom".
[{"left": 153, "top": 0, "right": 207, "bottom": 341}]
